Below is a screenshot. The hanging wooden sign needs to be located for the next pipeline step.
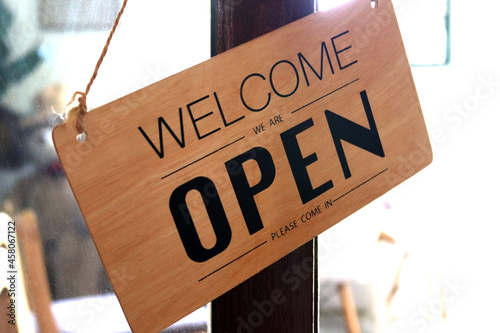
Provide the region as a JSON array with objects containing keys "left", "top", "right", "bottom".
[{"left": 53, "top": 0, "right": 432, "bottom": 332}]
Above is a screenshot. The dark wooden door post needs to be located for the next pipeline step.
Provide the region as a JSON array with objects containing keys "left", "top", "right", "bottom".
[{"left": 210, "top": 1, "right": 318, "bottom": 332}]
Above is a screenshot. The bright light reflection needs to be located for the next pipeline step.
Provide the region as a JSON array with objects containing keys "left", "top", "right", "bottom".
[{"left": 318, "top": 0, "right": 353, "bottom": 11}]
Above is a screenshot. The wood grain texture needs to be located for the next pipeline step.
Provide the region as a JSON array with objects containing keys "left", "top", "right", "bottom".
[
  {"left": 211, "top": 1, "right": 317, "bottom": 332},
  {"left": 338, "top": 283, "right": 361, "bottom": 333},
  {"left": 17, "top": 211, "right": 60, "bottom": 333},
  {"left": 0, "top": 288, "right": 18, "bottom": 333},
  {"left": 53, "top": 0, "right": 432, "bottom": 332},
  {"left": 212, "top": 0, "right": 315, "bottom": 55},
  {"left": 213, "top": 241, "right": 317, "bottom": 333}
]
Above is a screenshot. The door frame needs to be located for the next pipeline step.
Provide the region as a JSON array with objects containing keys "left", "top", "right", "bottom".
[{"left": 210, "top": 1, "right": 318, "bottom": 331}]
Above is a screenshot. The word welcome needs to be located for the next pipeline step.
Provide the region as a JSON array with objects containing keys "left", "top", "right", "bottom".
[{"left": 139, "top": 31, "right": 357, "bottom": 159}]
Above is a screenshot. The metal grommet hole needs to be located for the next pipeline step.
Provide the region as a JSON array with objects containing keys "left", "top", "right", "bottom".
[{"left": 76, "top": 132, "right": 87, "bottom": 143}]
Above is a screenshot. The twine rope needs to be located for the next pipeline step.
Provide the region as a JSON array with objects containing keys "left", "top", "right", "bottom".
[{"left": 64, "top": 0, "right": 129, "bottom": 137}]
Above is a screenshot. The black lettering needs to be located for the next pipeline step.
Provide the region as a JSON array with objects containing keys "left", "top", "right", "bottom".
[
  {"left": 270, "top": 60, "right": 300, "bottom": 98},
  {"left": 298, "top": 42, "right": 334, "bottom": 86},
  {"left": 325, "top": 90, "right": 385, "bottom": 179},
  {"left": 138, "top": 108, "right": 185, "bottom": 159},
  {"left": 240, "top": 73, "right": 271, "bottom": 112},
  {"left": 253, "top": 123, "right": 266, "bottom": 134},
  {"left": 187, "top": 95, "right": 221, "bottom": 140},
  {"left": 169, "top": 177, "right": 232, "bottom": 263},
  {"left": 331, "top": 30, "right": 358, "bottom": 70},
  {"left": 281, "top": 119, "right": 333, "bottom": 204},
  {"left": 226, "top": 147, "right": 276, "bottom": 235},
  {"left": 214, "top": 92, "right": 245, "bottom": 127}
]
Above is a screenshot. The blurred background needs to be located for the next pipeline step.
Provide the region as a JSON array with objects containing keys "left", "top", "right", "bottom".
[{"left": 0, "top": 0, "right": 499, "bottom": 332}]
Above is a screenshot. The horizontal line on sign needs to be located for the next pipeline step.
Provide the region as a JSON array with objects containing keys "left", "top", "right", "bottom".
[
  {"left": 199, "top": 241, "right": 268, "bottom": 282},
  {"left": 332, "top": 168, "right": 389, "bottom": 204},
  {"left": 161, "top": 136, "right": 246, "bottom": 179},
  {"left": 291, "top": 78, "right": 360, "bottom": 114}
]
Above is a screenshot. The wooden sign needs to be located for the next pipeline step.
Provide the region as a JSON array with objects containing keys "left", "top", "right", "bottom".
[{"left": 53, "top": 0, "right": 432, "bottom": 332}]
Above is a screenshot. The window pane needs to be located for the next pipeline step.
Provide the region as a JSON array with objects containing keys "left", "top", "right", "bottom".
[
  {"left": 0, "top": 0, "right": 210, "bottom": 331},
  {"left": 317, "top": 0, "right": 451, "bottom": 66},
  {"left": 316, "top": 1, "right": 452, "bottom": 332}
]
